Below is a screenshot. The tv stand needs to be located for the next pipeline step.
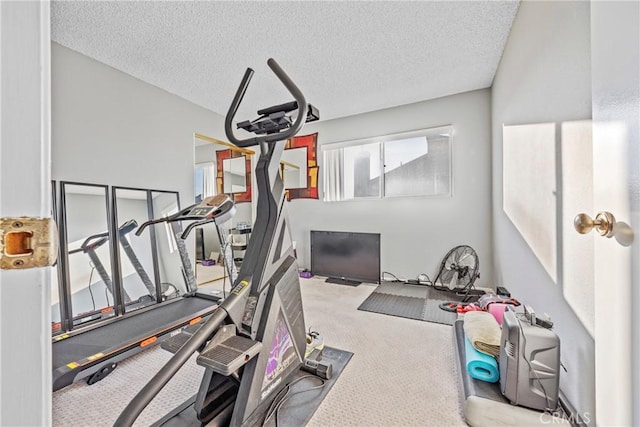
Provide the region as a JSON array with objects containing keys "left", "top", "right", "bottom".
[{"left": 325, "top": 277, "right": 361, "bottom": 286}]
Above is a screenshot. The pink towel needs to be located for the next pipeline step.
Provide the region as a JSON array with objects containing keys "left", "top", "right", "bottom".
[{"left": 488, "top": 303, "right": 507, "bottom": 325}]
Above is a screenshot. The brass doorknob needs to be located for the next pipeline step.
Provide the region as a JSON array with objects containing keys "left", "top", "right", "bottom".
[{"left": 574, "top": 212, "right": 616, "bottom": 237}]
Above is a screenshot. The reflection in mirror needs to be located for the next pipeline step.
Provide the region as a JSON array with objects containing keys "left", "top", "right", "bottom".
[
  {"left": 61, "top": 182, "right": 115, "bottom": 327},
  {"left": 113, "top": 188, "right": 158, "bottom": 313},
  {"left": 284, "top": 133, "right": 319, "bottom": 201},
  {"left": 51, "top": 180, "right": 63, "bottom": 335},
  {"left": 223, "top": 156, "right": 247, "bottom": 193},
  {"left": 281, "top": 146, "right": 308, "bottom": 189},
  {"left": 150, "top": 190, "right": 187, "bottom": 299},
  {"left": 194, "top": 161, "right": 225, "bottom": 282},
  {"left": 51, "top": 259, "right": 62, "bottom": 333},
  {"left": 195, "top": 134, "right": 254, "bottom": 290}
]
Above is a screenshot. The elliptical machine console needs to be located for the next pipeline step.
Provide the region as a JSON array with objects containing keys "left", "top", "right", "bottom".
[{"left": 116, "top": 59, "right": 327, "bottom": 427}]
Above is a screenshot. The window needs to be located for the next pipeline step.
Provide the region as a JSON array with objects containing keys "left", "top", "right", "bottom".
[
  {"left": 322, "top": 126, "right": 452, "bottom": 201},
  {"left": 343, "top": 142, "right": 382, "bottom": 199},
  {"left": 194, "top": 162, "right": 215, "bottom": 202}
]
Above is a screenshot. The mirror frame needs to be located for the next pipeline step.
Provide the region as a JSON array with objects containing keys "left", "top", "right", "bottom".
[
  {"left": 51, "top": 180, "right": 66, "bottom": 335},
  {"left": 59, "top": 181, "right": 117, "bottom": 331},
  {"left": 53, "top": 181, "right": 187, "bottom": 337},
  {"left": 216, "top": 149, "right": 252, "bottom": 203},
  {"left": 112, "top": 186, "right": 159, "bottom": 311}
]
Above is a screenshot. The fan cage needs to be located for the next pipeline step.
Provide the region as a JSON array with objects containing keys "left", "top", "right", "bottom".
[{"left": 434, "top": 245, "right": 479, "bottom": 291}]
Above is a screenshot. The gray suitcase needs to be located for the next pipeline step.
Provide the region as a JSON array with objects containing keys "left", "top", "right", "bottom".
[{"left": 499, "top": 308, "right": 560, "bottom": 411}]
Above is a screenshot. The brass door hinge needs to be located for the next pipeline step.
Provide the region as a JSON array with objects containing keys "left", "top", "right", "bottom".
[{"left": 0, "top": 217, "right": 58, "bottom": 269}]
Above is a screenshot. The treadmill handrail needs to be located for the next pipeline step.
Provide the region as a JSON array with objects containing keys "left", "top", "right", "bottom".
[
  {"left": 135, "top": 195, "right": 235, "bottom": 239},
  {"left": 80, "top": 232, "right": 109, "bottom": 252},
  {"left": 225, "top": 58, "right": 308, "bottom": 148},
  {"left": 117, "top": 219, "right": 138, "bottom": 236},
  {"left": 72, "top": 218, "right": 138, "bottom": 254},
  {"left": 180, "top": 217, "right": 215, "bottom": 240},
  {"left": 135, "top": 204, "right": 197, "bottom": 237},
  {"left": 69, "top": 235, "right": 108, "bottom": 255}
]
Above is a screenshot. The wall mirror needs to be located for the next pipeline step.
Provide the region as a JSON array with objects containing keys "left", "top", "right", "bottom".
[
  {"left": 284, "top": 133, "right": 319, "bottom": 200},
  {"left": 223, "top": 156, "right": 248, "bottom": 193},
  {"left": 149, "top": 190, "right": 186, "bottom": 298},
  {"left": 195, "top": 133, "right": 255, "bottom": 289},
  {"left": 112, "top": 187, "right": 158, "bottom": 313},
  {"left": 60, "top": 182, "right": 115, "bottom": 328},
  {"left": 216, "top": 147, "right": 252, "bottom": 205},
  {"left": 51, "top": 181, "right": 63, "bottom": 335},
  {"left": 281, "top": 146, "right": 308, "bottom": 189}
]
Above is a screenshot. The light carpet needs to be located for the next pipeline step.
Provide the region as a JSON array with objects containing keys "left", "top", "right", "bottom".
[
  {"left": 302, "top": 277, "right": 465, "bottom": 427},
  {"left": 53, "top": 276, "right": 466, "bottom": 426}
]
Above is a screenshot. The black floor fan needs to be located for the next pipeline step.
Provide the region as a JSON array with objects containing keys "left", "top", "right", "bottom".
[{"left": 433, "top": 245, "right": 482, "bottom": 301}]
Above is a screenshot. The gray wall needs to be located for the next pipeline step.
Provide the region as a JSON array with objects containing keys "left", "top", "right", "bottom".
[
  {"left": 289, "top": 89, "right": 493, "bottom": 285},
  {"left": 52, "top": 42, "right": 226, "bottom": 207},
  {"left": 51, "top": 43, "right": 228, "bottom": 294},
  {"left": 491, "top": 1, "right": 594, "bottom": 421}
]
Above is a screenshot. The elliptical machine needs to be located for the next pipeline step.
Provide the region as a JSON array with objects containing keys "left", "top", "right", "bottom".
[{"left": 116, "top": 59, "right": 325, "bottom": 426}]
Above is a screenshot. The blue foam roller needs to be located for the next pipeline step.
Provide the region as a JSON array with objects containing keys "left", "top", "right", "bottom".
[{"left": 464, "top": 336, "right": 499, "bottom": 383}]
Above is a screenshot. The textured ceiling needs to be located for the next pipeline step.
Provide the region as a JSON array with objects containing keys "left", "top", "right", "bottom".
[{"left": 51, "top": 1, "right": 519, "bottom": 124}]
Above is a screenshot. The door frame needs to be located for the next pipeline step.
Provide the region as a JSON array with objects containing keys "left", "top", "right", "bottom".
[{"left": 0, "top": 1, "right": 52, "bottom": 425}]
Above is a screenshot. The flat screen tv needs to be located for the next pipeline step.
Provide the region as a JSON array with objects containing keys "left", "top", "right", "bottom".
[{"left": 310, "top": 230, "right": 380, "bottom": 285}]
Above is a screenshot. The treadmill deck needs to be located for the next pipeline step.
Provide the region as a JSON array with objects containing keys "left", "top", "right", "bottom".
[{"left": 53, "top": 296, "right": 217, "bottom": 391}]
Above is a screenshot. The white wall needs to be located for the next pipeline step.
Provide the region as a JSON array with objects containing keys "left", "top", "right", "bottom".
[
  {"left": 52, "top": 42, "right": 226, "bottom": 206},
  {"left": 288, "top": 89, "right": 493, "bottom": 284},
  {"left": 491, "top": 1, "right": 594, "bottom": 421}
]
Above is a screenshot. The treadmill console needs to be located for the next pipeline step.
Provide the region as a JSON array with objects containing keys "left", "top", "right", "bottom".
[
  {"left": 187, "top": 195, "right": 235, "bottom": 220},
  {"left": 188, "top": 206, "right": 218, "bottom": 218}
]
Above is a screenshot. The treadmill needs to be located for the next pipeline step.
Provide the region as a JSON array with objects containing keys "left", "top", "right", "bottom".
[{"left": 52, "top": 195, "right": 237, "bottom": 391}]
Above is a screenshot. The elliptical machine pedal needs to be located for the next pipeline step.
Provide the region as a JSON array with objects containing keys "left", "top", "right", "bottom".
[{"left": 303, "top": 331, "right": 333, "bottom": 380}]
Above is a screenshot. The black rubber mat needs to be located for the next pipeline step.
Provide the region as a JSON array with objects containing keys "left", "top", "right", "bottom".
[
  {"left": 358, "top": 293, "right": 425, "bottom": 321},
  {"left": 374, "top": 281, "right": 428, "bottom": 299},
  {"left": 154, "top": 346, "right": 353, "bottom": 427},
  {"left": 358, "top": 281, "right": 480, "bottom": 326},
  {"left": 422, "top": 298, "right": 457, "bottom": 325},
  {"left": 267, "top": 346, "right": 353, "bottom": 427}
]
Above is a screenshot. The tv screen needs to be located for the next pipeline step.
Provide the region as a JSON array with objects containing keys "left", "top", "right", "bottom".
[{"left": 310, "top": 230, "right": 380, "bottom": 284}]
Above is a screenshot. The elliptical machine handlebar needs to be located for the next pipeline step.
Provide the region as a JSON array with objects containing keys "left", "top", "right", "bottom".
[{"left": 225, "top": 58, "right": 308, "bottom": 147}]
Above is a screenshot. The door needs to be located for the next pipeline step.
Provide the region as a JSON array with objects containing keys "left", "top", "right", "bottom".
[
  {"left": 0, "top": 1, "right": 52, "bottom": 425},
  {"left": 590, "top": 3, "right": 639, "bottom": 426}
]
